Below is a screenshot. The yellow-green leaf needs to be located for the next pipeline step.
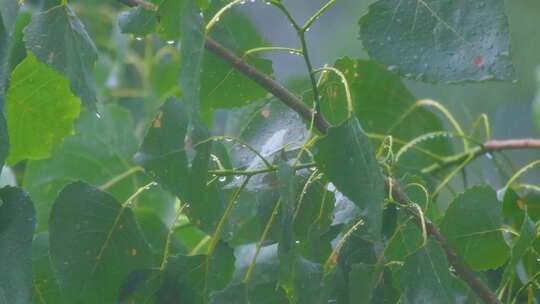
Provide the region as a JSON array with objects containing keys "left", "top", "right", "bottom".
[{"left": 6, "top": 53, "right": 80, "bottom": 165}]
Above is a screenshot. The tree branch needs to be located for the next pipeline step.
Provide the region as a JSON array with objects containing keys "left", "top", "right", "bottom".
[
  {"left": 423, "top": 138, "right": 540, "bottom": 174},
  {"left": 389, "top": 179, "right": 502, "bottom": 304},
  {"left": 205, "top": 37, "right": 331, "bottom": 133},
  {"left": 205, "top": 38, "right": 501, "bottom": 304},
  {"left": 116, "top": 1, "right": 501, "bottom": 302}
]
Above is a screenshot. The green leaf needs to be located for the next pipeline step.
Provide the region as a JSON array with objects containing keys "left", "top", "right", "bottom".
[
  {"left": 0, "top": 0, "right": 18, "bottom": 36},
  {"left": 318, "top": 58, "right": 451, "bottom": 170},
  {"left": 24, "top": 4, "right": 98, "bottom": 108},
  {"left": 314, "top": 117, "right": 385, "bottom": 240},
  {"left": 277, "top": 159, "right": 297, "bottom": 280},
  {"left": 200, "top": 10, "right": 273, "bottom": 119},
  {"left": 208, "top": 283, "right": 248, "bottom": 304},
  {"left": 441, "top": 185, "right": 510, "bottom": 270},
  {"left": 248, "top": 282, "right": 289, "bottom": 304},
  {"left": 398, "top": 240, "right": 461, "bottom": 303},
  {"left": 500, "top": 214, "right": 537, "bottom": 286},
  {"left": 384, "top": 216, "right": 423, "bottom": 263},
  {"left": 180, "top": 0, "right": 205, "bottom": 118},
  {"left": 135, "top": 97, "right": 227, "bottom": 235},
  {"left": 294, "top": 178, "right": 335, "bottom": 262},
  {"left": 349, "top": 263, "right": 382, "bottom": 304},
  {"left": 121, "top": 242, "right": 235, "bottom": 303},
  {"left": 6, "top": 53, "right": 80, "bottom": 165},
  {"left": 118, "top": 269, "right": 162, "bottom": 303},
  {"left": 157, "top": 243, "right": 234, "bottom": 303},
  {"left": 359, "top": 0, "right": 515, "bottom": 82},
  {"left": 0, "top": 186, "right": 35, "bottom": 304},
  {"left": 49, "top": 182, "right": 153, "bottom": 303},
  {"left": 32, "top": 233, "right": 62, "bottom": 304},
  {"left": 225, "top": 99, "right": 310, "bottom": 190},
  {"left": 155, "top": 255, "right": 205, "bottom": 303},
  {"left": 291, "top": 257, "right": 325, "bottom": 304},
  {"left": 23, "top": 103, "right": 172, "bottom": 231},
  {"left": 0, "top": 0, "right": 19, "bottom": 94},
  {"left": 118, "top": 6, "right": 157, "bottom": 36},
  {"left": 157, "top": 0, "right": 185, "bottom": 40},
  {"left": 135, "top": 98, "right": 190, "bottom": 197},
  {"left": 0, "top": 112, "right": 8, "bottom": 171}
]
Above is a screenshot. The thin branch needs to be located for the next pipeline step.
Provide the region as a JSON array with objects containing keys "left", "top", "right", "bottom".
[
  {"left": 388, "top": 179, "right": 502, "bottom": 304},
  {"left": 208, "top": 162, "right": 315, "bottom": 177},
  {"left": 205, "top": 37, "right": 331, "bottom": 133},
  {"left": 302, "top": 0, "right": 337, "bottom": 31},
  {"left": 299, "top": 32, "right": 322, "bottom": 113},
  {"left": 423, "top": 138, "right": 540, "bottom": 174}
]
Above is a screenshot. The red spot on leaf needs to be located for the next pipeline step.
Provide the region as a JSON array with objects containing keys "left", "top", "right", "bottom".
[
  {"left": 153, "top": 112, "right": 163, "bottom": 128},
  {"left": 261, "top": 107, "right": 271, "bottom": 118},
  {"left": 474, "top": 55, "right": 484, "bottom": 67}
]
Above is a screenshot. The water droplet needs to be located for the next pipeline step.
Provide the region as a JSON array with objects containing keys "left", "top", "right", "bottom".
[
  {"left": 166, "top": 40, "right": 175, "bottom": 45},
  {"left": 305, "top": 27, "right": 311, "bottom": 32},
  {"left": 309, "top": 167, "right": 316, "bottom": 172},
  {"left": 327, "top": 183, "right": 336, "bottom": 192},
  {"left": 225, "top": 138, "right": 233, "bottom": 142},
  {"left": 234, "top": 175, "right": 242, "bottom": 180},
  {"left": 485, "top": 152, "right": 493, "bottom": 159},
  {"left": 135, "top": 36, "right": 143, "bottom": 41},
  {"left": 95, "top": 112, "right": 101, "bottom": 119},
  {"left": 295, "top": 240, "right": 300, "bottom": 244},
  {"left": 219, "top": 176, "right": 227, "bottom": 182},
  {"left": 387, "top": 65, "right": 398, "bottom": 72}
]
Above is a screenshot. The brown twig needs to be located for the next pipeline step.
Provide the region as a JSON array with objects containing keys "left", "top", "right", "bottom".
[
  {"left": 484, "top": 138, "right": 540, "bottom": 151},
  {"left": 389, "top": 179, "right": 502, "bottom": 304},
  {"left": 423, "top": 138, "right": 540, "bottom": 174},
  {"left": 204, "top": 37, "right": 331, "bottom": 133}
]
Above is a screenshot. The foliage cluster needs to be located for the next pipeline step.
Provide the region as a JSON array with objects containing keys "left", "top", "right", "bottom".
[{"left": 0, "top": 0, "right": 539, "bottom": 303}]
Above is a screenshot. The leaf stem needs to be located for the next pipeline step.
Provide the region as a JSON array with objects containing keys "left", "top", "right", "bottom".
[
  {"left": 98, "top": 166, "right": 143, "bottom": 191},
  {"left": 159, "top": 201, "right": 187, "bottom": 271},
  {"left": 313, "top": 67, "right": 353, "bottom": 116},
  {"left": 243, "top": 199, "right": 281, "bottom": 283},
  {"left": 299, "top": 31, "right": 322, "bottom": 113},
  {"left": 206, "top": 177, "right": 250, "bottom": 256},
  {"left": 269, "top": 1, "right": 302, "bottom": 32},
  {"left": 208, "top": 162, "right": 315, "bottom": 177},
  {"left": 302, "top": 0, "right": 337, "bottom": 31},
  {"left": 206, "top": 0, "right": 244, "bottom": 34},
  {"left": 243, "top": 47, "right": 303, "bottom": 57}
]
